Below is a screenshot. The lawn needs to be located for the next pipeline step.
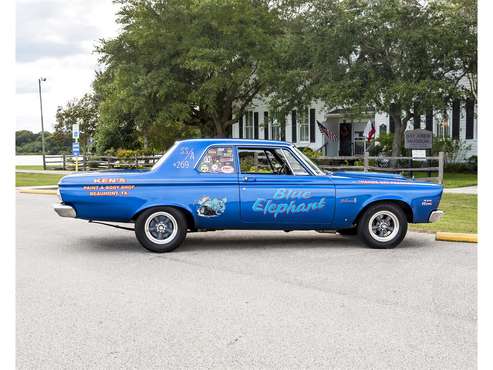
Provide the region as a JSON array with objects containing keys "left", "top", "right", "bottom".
[
  {"left": 16, "top": 173, "right": 64, "bottom": 187},
  {"left": 16, "top": 165, "right": 45, "bottom": 170},
  {"left": 441, "top": 172, "right": 477, "bottom": 188},
  {"left": 414, "top": 172, "right": 477, "bottom": 188},
  {"left": 410, "top": 193, "right": 477, "bottom": 234}
]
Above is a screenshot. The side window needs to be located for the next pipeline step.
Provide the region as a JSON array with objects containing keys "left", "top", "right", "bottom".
[
  {"left": 239, "top": 149, "right": 277, "bottom": 174},
  {"left": 197, "top": 146, "right": 235, "bottom": 174},
  {"left": 281, "top": 149, "right": 309, "bottom": 176},
  {"left": 238, "top": 147, "right": 310, "bottom": 176}
]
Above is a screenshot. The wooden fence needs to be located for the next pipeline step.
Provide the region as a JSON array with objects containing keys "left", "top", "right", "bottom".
[
  {"left": 315, "top": 152, "right": 444, "bottom": 184},
  {"left": 42, "top": 154, "right": 163, "bottom": 171}
]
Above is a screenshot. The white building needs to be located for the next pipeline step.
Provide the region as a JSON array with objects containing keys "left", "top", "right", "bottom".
[{"left": 231, "top": 97, "right": 477, "bottom": 160}]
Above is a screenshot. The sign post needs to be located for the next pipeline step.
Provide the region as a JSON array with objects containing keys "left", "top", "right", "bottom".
[
  {"left": 405, "top": 129, "right": 433, "bottom": 178},
  {"left": 72, "top": 123, "right": 80, "bottom": 172},
  {"left": 72, "top": 142, "right": 80, "bottom": 171}
]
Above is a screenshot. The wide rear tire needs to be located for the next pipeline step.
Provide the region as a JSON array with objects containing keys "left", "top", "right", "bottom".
[
  {"left": 135, "top": 207, "right": 187, "bottom": 253},
  {"left": 357, "top": 203, "right": 408, "bottom": 249}
]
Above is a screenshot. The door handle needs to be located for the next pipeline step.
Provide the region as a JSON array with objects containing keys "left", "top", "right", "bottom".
[{"left": 242, "top": 176, "right": 256, "bottom": 182}]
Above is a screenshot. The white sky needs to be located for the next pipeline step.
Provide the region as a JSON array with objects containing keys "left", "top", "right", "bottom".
[{"left": 16, "top": 0, "right": 120, "bottom": 133}]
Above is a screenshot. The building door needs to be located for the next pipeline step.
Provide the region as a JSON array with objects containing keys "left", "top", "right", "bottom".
[{"left": 339, "top": 122, "right": 352, "bottom": 156}]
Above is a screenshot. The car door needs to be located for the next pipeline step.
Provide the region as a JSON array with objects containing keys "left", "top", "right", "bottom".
[{"left": 237, "top": 146, "right": 335, "bottom": 228}]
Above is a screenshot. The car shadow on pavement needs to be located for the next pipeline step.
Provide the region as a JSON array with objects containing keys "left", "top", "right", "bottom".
[
  {"left": 179, "top": 233, "right": 366, "bottom": 252},
  {"left": 79, "top": 231, "right": 430, "bottom": 254}
]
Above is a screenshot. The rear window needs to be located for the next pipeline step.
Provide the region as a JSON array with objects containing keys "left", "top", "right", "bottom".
[{"left": 197, "top": 146, "right": 235, "bottom": 174}]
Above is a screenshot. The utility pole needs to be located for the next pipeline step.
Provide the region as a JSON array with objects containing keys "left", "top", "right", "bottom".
[{"left": 38, "top": 77, "right": 47, "bottom": 170}]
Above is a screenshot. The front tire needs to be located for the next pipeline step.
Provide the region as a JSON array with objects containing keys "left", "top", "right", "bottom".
[
  {"left": 357, "top": 203, "right": 408, "bottom": 249},
  {"left": 135, "top": 207, "right": 187, "bottom": 253}
]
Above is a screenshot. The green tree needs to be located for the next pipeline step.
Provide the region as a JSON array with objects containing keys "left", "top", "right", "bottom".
[
  {"left": 274, "top": 0, "right": 477, "bottom": 157},
  {"left": 95, "top": 0, "right": 283, "bottom": 142},
  {"left": 54, "top": 93, "right": 99, "bottom": 155}
]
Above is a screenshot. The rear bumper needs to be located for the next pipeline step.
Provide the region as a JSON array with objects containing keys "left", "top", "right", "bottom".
[
  {"left": 53, "top": 203, "right": 76, "bottom": 218},
  {"left": 429, "top": 210, "right": 444, "bottom": 223}
]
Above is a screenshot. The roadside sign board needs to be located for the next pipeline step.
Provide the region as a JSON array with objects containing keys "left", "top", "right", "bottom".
[
  {"left": 72, "top": 123, "right": 80, "bottom": 140},
  {"left": 412, "top": 149, "right": 427, "bottom": 161},
  {"left": 72, "top": 142, "right": 80, "bottom": 156},
  {"left": 404, "top": 129, "right": 432, "bottom": 149}
]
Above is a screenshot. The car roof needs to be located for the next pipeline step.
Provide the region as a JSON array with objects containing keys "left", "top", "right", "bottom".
[{"left": 176, "top": 138, "right": 291, "bottom": 146}]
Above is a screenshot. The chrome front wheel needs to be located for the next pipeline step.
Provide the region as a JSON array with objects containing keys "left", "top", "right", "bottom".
[
  {"left": 368, "top": 210, "right": 400, "bottom": 243},
  {"left": 358, "top": 203, "right": 408, "bottom": 249}
]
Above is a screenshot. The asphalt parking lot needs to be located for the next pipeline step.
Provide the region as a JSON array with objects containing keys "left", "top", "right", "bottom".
[{"left": 17, "top": 193, "right": 476, "bottom": 369}]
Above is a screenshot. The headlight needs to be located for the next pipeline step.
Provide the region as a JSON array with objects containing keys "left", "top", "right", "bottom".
[{"left": 57, "top": 187, "right": 62, "bottom": 201}]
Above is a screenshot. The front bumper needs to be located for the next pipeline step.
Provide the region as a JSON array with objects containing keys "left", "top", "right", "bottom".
[
  {"left": 53, "top": 203, "right": 76, "bottom": 218},
  {"left": 429, "top": 210, "right": 444, "bottom": 223}
]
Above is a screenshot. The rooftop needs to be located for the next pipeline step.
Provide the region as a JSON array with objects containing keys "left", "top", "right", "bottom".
[{"left": 177, "top": 138, "right": 290, "bottom": 146}]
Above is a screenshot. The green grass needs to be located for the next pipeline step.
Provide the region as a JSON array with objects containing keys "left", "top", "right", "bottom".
[
  {"left": 442, "top": 172, "right": 477, "bottom": 188},
  {"left": 411, "top": 193, "right": 477, "bottom": 234},
  {"left": 16, "top": 173, "right": 64, "bottom": 187},
  {"left": 413, "top": 172, "right": 477, "bottom": 188},
  {"left": 16, "top": 165, "right": 45, "bottom": 170}
]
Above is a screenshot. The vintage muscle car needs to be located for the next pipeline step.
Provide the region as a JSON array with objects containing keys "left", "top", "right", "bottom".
[{"left": 53, "top": 139, "right": 444, "bottom": 252}]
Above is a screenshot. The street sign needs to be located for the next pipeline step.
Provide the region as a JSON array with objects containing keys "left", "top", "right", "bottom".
[
  {"left": 72, "top": 142, "right": 80, "bottom": 156},
  {"left": 404, "top": 129, "right": 433, "bottom": 149},
  {"left": 72, "top": 123, "right": 80, "bottom": 140}
]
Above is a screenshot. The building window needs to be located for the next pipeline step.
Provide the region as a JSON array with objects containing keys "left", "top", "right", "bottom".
[
  {"left": 452, "top": 99, "right": 460, "bottom": 139},
  {"left": 379, "top": 124, "right": 387, "bottom": 135},
  {"left": 466, "top": 99, "right": 475, "bottom": 140},
  {"left": 270, "top": 111, "right": 285, "bottom": 141},
  {"left": 245, "top": 111, "right": 254, "bottom": 139},
  {"left": 271, "top": 119, "right": 281, "bottom": 140},
  {"left": 298, "top": 108, "right": 309, "bottom": 142}
]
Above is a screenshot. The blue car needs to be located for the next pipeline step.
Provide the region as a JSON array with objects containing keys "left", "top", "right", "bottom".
[{"left": 54, "top": 139, "right": 444, "bottom": 252}]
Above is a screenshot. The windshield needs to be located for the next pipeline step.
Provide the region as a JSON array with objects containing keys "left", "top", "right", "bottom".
[
  {"left": 151, "top": 143, "right": 178, "bottom": 171},
  {"left": 292, "top": 146, "right": 326, "bottom": 176}
]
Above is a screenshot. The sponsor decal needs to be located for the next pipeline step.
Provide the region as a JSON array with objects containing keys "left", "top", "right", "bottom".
[
  {"left": 421, "top": 199, "right": 433, "bottom": 206},
  {"left": 252, "top": 188, "right": 326, "bottom": 218},
  {"left": 221, "top": 165, "right": 234, "bottom": 174},
  {"left": 198, "top": 146, "right": 235, "bottom": 174},
  {"left": 93, "top": 177, "right": 127, "bottom": 183},
  {"left": 84, "top": 184, "right": 135, "bottom": 197},
  {"left": 197, "top": 196, "right": 227, "bottom": 217}
]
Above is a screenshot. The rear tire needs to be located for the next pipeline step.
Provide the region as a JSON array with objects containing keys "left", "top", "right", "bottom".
[
  {"left": 135, "top": 207, "right": 187, "bottom": 253},
  {"left": 357, "top": 203, "right": 408, "bottom": 249}
]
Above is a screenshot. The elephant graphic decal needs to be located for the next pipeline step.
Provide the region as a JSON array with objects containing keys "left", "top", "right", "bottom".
[{"left": 197, "top": 196, "right": 227, "bottom": 217}]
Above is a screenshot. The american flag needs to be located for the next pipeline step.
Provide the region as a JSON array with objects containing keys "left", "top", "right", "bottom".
[{"left": 317, "top": 120, "right": 337, "bottom": 142}]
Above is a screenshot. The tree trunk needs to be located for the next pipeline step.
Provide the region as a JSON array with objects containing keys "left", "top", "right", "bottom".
[
  {"left": 390, "top": 107, "right": 403, "bottom": 159},
  {"left": 214, "top": 121, "right": 226, "bottom": 138},
  {"left": 390, "top": 106, "right": 412, "bottom": 167}
]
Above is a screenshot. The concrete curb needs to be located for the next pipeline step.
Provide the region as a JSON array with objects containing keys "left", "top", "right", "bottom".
[
  {"left": 18, "top": 189, "right": 57, "bottom": 195},
  {"left": 16, "top": 185, "right": 58, "bottom": 190},
  {"left": 436, "top": 232, "right": 477, "bottom": 243}
]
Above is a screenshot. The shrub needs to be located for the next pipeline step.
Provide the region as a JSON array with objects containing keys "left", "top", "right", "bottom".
[
  {"left": 298, "top": 146, "right": 320, "bottom": 159},
  {"left": 432, "top": 137, "right": 472, "bottom": 163}
]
